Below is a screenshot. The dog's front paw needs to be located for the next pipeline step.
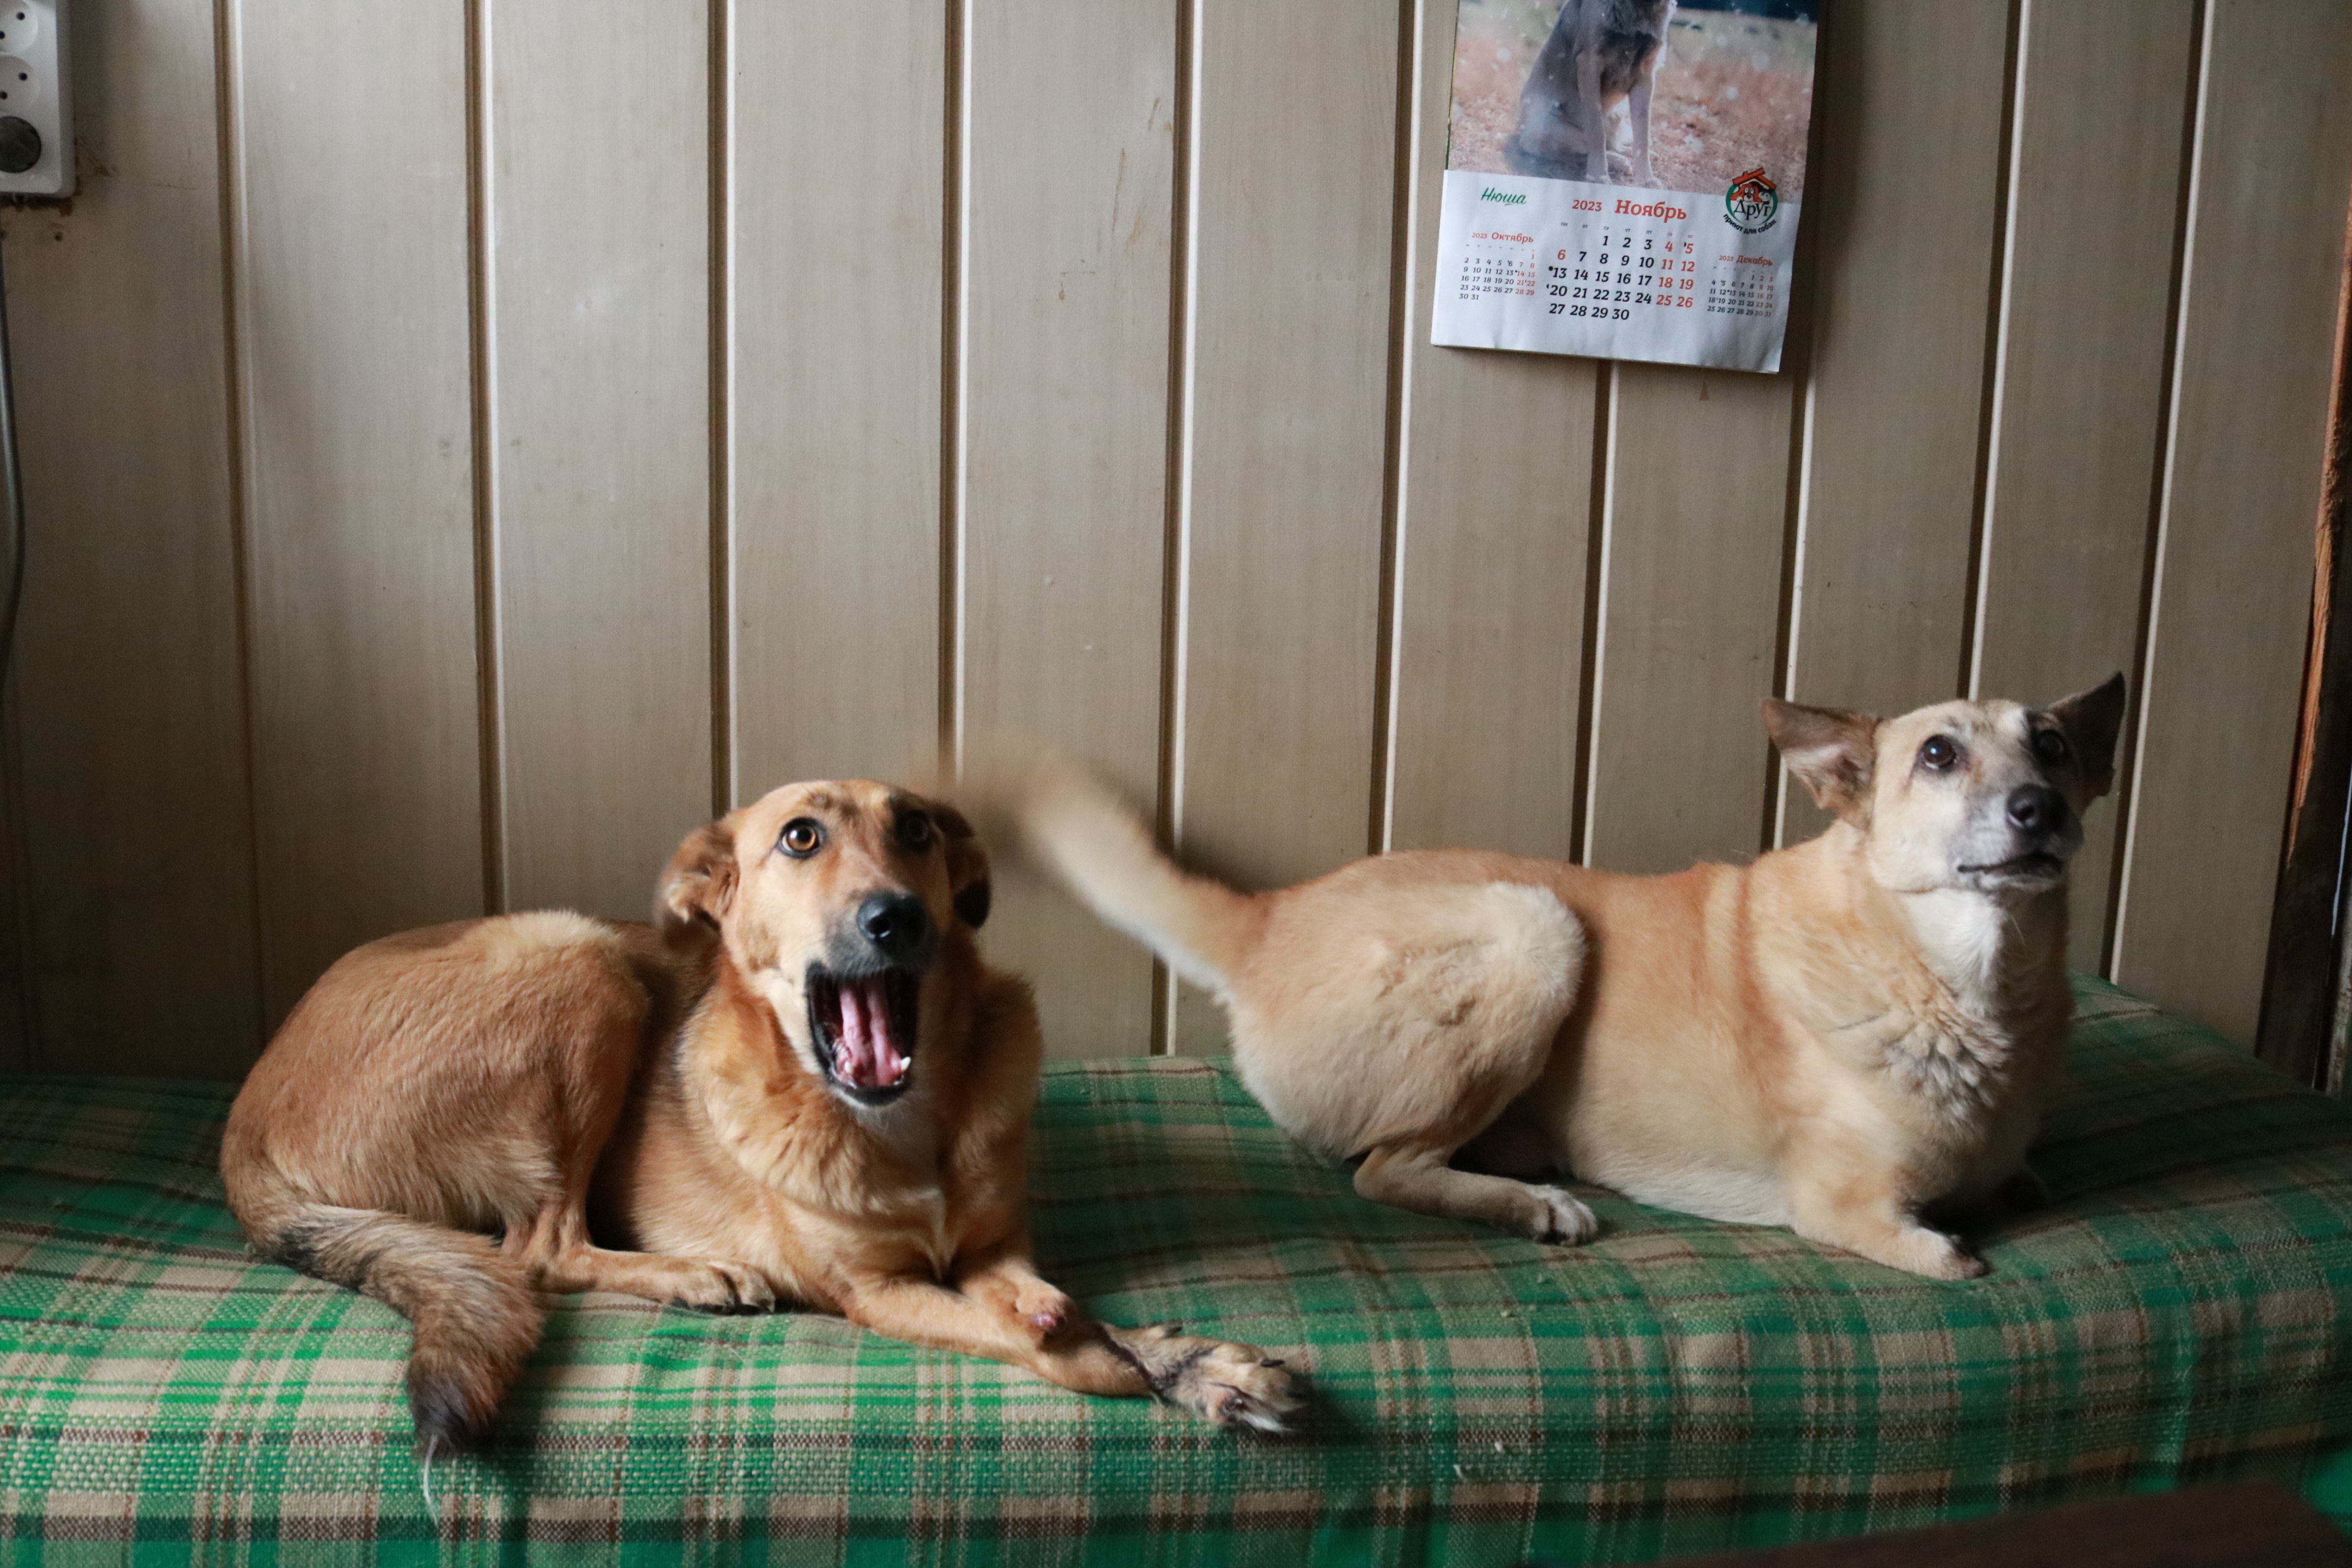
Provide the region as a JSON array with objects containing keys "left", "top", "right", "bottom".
[
  {"left": 1111, "top": 1324, "right": 1303, "bottom": 1433},
  {"left": 672, "top": 1258, "right": 776, "bottom": 1315},
  {"left": 1527, "top": 1184, "right": 1598, "bottom": 1245},
  {"left": 1889, "top": 1227, "right": 1988, "bottom": 1282},
  {"left": 1014, "top": 1282, "right": 1078, "bottom": 1342}
]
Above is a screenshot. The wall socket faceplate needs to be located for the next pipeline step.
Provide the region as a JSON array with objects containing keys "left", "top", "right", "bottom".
[{"left": 0, "top": 0, "right": 68, "bottom": 198}]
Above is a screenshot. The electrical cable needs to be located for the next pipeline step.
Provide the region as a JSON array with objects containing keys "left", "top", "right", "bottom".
[{"left": 0, "top": 228, "right": 22, "bottom": 699}]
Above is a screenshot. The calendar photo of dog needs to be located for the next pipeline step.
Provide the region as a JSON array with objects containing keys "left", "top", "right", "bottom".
[{"left": 1447, "top": 0, "right": 1816, "bottom": 196}]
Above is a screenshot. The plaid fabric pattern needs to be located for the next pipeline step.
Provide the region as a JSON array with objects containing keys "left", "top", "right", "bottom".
[{"left": 2, "top": 976, "right": 2350, "bottom": 1565}]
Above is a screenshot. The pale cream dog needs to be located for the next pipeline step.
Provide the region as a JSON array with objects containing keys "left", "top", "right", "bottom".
[{"left": 975, "top": 678, "right": 2126, "bottom": 1280}]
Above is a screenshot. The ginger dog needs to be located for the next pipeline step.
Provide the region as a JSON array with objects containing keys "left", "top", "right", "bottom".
[
  {"left": 978, "top": 678, "right": 2126, "bottom": 1280},
  {"left": 222, "top": 782, "right": 1299, "bottom": 1451}
]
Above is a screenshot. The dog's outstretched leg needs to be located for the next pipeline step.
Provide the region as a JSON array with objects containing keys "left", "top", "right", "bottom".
[{"left": 1355, "top": 1141, "right": 1597, "bottom": 1243}]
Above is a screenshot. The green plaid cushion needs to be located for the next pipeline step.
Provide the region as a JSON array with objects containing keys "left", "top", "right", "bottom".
[{"left": 3, "top": 975, "right": 2350, "bottom": 1565}]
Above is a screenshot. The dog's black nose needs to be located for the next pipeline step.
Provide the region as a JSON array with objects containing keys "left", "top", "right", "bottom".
[
  {"left": 857, "top": 893, "right": 930, "bottom": 958},
  {"left": 2007, "top": 785, "right": 2067, "bottom": 835}
]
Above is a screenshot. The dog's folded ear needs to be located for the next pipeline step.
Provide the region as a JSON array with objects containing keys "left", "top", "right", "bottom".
[
  {"left": 929, "top": 803, "right": 992, "bottom": 929},
  {"left": 2047, "top": 673, "right": 2128, "bottom": 798},
  {"left": 1763, "top": 700, "right": 1880, "bottom": 824},
  {"left": 656, "top": 818, "right": 738, "bottom": 943}
]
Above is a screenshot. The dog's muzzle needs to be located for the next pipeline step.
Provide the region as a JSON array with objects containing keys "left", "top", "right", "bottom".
[
  {"left": 1956, "top": 786, "right": 2076, "bottom": 884},
  {"left": 802, "top": 891, "right": 938, "bottom": 1106}
]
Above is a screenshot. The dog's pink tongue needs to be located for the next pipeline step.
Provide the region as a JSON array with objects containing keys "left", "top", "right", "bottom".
[{"left": 834, "top": 978, "right": 907, "bottom": 1090}]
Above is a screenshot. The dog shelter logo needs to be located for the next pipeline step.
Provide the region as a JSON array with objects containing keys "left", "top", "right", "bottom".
[{"left": 1723, "top": 168, "right": 1780, "bottom": 234}]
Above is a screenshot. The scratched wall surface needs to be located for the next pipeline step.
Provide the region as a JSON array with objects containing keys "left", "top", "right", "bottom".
[{"left": 1, "top": 0, "right": 2347, "bottom": 1076}]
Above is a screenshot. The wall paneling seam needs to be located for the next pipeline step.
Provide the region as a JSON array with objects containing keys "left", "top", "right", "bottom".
[
  {"left": 1765, "top": 376, "right": 1815, "bottom": 850},
  {"left": 221, "top": 0, "right": 275, "bottom": 1017},
  {"left": 1158, "top": 0, "right": 1207, "bottom": 1054},
  {"left": 1762, "top": 376, "right": 1814, "bottom": 853},
  {"left": 2106, "top": 0, "right": 2211, "bottom": 979},
  {"left": 465, "top": 0, "right": 506, "bottom": 915},
  {"left": 214, "top": 0, "right": 267, "bottom": 1059},
  {"left": 1370, "top": 0, "right": 1421, "bottom": 858},
  {"left": 1564, "top": 363, "right": 1610, "bottom": 864},
  {"left": 1573, "top": 363, "right": 1621, "bottom": 867},
  {"left": 1151, "top": 0, "right": 1201, "bottom": 1056},
  {"left": 709, "top": 0, "right": 733, "bottom": 816},
  {"left": 1959, "top": 0, "right": 2030, "bottom": 703},
  {"left": 940, "top": 0, "right": 969, "bottom": 779}
]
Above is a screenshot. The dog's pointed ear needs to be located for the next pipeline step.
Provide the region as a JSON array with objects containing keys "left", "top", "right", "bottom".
[
  {"left": 929, "top": 802, "right": 992, "bottom": 929},
  {"left": 656, "top": 818, "right": 738, "bottom": 943},
  {"left": 2048, "top": 673, "right": 2128, "bottom": 798},
  {"left": 1763, "top": 699, "right": 1880, "bottom": 824}
]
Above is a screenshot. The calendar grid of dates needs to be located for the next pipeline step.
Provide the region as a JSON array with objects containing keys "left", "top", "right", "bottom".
[
  {"left": 1535, "top": 224, "right": 1701, "bottom": 321},
  {"left": 1431, "top": 172, "right": 1801, "bottom": 372},
  {"left": 1455, "top": 247, "right": 1540, "bottom": 301}
]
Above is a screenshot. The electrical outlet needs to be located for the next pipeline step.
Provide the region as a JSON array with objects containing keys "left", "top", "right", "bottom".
[{"left": 0, "top": 0, "right": 68, "bottom": 198}]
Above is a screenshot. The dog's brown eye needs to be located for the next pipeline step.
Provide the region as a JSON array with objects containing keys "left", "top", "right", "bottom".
[
  {"left": 2032, "top": 728, "right": 2068, "bottom": 766},
  {"left": 779, "top": 818, "right": 824, "bottom": 858},
  {"left": 899, "top": 811, "right": 935, "bottom": 851},
  {"left": 1919, "top": 735, "right": 1961, "bottom": 772}
]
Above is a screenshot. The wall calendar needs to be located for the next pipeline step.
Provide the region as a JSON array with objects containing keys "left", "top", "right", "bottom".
[{"left": 1433, "top": 0, "right": 1819, "bottom": 373}]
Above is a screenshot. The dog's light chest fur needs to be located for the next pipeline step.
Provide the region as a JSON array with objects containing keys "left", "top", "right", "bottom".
[{"left": 1530, "top": 823, "right": 2070, "bottom": 1241}]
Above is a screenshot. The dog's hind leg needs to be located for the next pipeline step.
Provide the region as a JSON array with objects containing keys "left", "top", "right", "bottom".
[
  {"left": 1357, "top": 1141, "right": 1596, "bottom": 1243},
  {"left": 1236, "top": 878, "right": 1586, "bottom": 1242},
  {"left": 507, "top": 1206, "right": 779, "bottom": 1314},
  {"left": 1783, "top": 1152, "right": 1988, "bottom": 1281},
  {"left": 496, "top": 1002, "right": 779, "bottom": 1312}
]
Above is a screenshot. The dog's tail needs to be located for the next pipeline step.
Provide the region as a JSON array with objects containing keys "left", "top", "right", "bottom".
[
  {"left": 962, "top": 748, "right": 1260, "bottom": 995},
  {"left": 223, "top": 1142, "right": 543, "bottom": 1452}
]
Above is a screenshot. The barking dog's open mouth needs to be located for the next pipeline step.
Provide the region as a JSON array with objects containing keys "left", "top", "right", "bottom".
[{"left": 805, "top": 967, "right": 920, "bottom": 1105}]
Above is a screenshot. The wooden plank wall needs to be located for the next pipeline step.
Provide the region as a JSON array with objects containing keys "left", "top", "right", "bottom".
[{"left": 3, "top": 0, "right": 2347, "bottom": 1076}]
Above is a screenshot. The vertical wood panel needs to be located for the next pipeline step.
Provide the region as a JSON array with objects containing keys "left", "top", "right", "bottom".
[
  {"left": 1777, "top": 0, "right": 2010, "bottom": 845},
  {"left": 1387, "top": 0, "right": 1598, "bottom": 861},
  {"left": 1, "top": 711, "right": 33, "bottom": 1073},
  {"left": 729, "top": 1, "right": 943, "bottom": 801},
  {"left": 1584, "top": 365, "right": 1794, "bottom": 875},
  {"left": 1171, "top": 0, "right": 1402, "bottom": 1051},
  {"left": 1974, "top": 0, "right": 2196, "bottom": 972},
  {"left": 3, "top": 0, "right": 261, "bottom": 1076},
  {"left": 960, "top": 1, "right": 1173, "bottom": 1057},
  {"left": 485, "top": 0, "right": 711, "bottom": 919},
  {"left": 2115, "top": 0, "right": 2352, "bottom": 1043},
  {"left": 231, "top": 0, "right": 484, "bottom": 1024}
]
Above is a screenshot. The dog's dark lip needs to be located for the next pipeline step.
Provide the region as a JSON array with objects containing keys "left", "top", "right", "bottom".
[
  {"left": 804, "top": 964, "right": 920, "bottom": 1106},
  {"left": 1957, "top": 851, "right": 2066, "bottom": 879}
]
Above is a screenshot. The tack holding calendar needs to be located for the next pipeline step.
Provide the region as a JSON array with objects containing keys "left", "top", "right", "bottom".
[{"left": 1433, "top": 0, "right": 1818, "bottom": 373}]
